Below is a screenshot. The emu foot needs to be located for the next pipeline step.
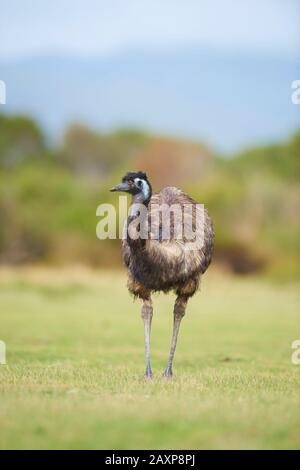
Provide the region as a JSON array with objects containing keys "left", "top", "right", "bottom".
[
  {"left": 162, "top": 367, "right": 173, "bottom": 379},
  {"left": 144, "top": 366, "right": 153, "bottom": 381},
  {"left": 144, "top": 373, "right": 153, "bottom": 381}
]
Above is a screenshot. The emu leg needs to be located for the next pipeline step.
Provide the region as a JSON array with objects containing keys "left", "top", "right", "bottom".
[
  {"left": 141, "top": 298, "right": 153, "bottom": 379},
  {"left": 163, "top": 296, "right": 188, "bottom": 378}
]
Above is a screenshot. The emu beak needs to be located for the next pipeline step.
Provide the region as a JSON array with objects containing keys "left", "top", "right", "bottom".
[{"left": 110, "top": 182, "right": 130, "bottom": 192}]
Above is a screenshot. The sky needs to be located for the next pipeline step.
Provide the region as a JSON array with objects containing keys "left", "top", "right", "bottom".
[
  {"left": 0, "top": 0, "right": 299, "bottom": 151},
  {"left": 0, "top": 0, "right": 299, "bottom": 60}
]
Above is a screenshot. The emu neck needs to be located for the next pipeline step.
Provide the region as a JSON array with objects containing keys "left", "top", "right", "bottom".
[{"left": 129, "top": 193, "right": 150, "bottom": 217}]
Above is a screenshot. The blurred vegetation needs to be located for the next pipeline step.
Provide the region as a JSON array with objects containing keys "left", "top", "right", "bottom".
[{"left": 0, "top": 113, "right": 299, "bottom": 279}]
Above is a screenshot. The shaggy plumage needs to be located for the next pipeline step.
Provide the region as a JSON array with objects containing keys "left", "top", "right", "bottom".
[
  {"left": 123, "top": 186, "right": 213, "bottom": 297},
  {"left": 111, "top": 171, "right": 214, "bottom": 378}
]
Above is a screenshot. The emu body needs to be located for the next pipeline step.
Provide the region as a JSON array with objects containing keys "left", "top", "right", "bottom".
[{"left": 111, "top": 172, "right": 214, "bottom": 378}]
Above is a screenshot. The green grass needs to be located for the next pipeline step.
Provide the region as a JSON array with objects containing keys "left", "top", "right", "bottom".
[{"left": 0, "top": 269, "right": 299, "bottom": 449}]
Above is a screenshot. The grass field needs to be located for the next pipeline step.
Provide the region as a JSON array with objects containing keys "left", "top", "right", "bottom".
[{"left": 0, "top": 267, "right": 299, "bottom": 450}]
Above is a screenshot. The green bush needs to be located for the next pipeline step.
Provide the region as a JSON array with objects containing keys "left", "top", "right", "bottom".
[{"left": 0, "top": 113, "right": 299, "bottom": 279}]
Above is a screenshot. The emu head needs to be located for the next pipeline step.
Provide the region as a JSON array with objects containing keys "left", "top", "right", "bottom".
[{"left": 110, "top": 171, "right": 152, "bottom": 203}]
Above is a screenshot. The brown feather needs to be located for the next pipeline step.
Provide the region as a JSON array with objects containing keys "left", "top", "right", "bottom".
[{"left": 122, "top": 186, "right": 214, "bottom": 299}]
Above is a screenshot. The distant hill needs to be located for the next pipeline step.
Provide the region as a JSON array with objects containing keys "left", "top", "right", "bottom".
[{"left": 1, "top": 47, "right": 299, "bottom": 152}]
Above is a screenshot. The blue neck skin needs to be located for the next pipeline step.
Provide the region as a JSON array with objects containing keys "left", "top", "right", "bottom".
[{"left": 129, "top": 187, "right": 151, "bottom": 217}]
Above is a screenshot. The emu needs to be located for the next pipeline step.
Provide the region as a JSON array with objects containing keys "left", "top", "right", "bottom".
[{"left": 110, "top": 171, "right": 214, "bottom": 378}]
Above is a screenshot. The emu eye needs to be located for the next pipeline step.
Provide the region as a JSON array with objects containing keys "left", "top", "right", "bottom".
[{"left": 136, "top": 179, "right": 143, "bottom": 189}]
